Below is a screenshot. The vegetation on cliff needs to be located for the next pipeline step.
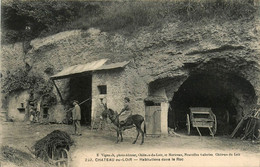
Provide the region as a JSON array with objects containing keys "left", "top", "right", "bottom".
[
  {"left": 1, "top": 66, "right": 57, "bottom": 109},
  {"left": 1, "top": 0, "right": 257, "bottom": 44}
]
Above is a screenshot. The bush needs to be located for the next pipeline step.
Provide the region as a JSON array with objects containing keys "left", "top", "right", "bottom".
[{"left": 2, "top": 67, "right": 55, "bottom": 107}]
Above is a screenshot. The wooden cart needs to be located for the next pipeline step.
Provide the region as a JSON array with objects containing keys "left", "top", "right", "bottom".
[{"left": 186, "top": 107, "right": 217, "bottom": 137}]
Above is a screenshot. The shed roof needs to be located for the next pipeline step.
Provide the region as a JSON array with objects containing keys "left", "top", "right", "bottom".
[{"left": 51, "top": 59, "right": 129, "bottom": 80}]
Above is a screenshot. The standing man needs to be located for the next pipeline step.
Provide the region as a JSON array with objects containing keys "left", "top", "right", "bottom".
[{"left": 72, "top": 100, "right": 82, "bottom": 136}]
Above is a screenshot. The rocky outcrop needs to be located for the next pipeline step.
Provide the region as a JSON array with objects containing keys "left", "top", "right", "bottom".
[{"left": 1, "top": 15, "right": 260, "bottom": 122}]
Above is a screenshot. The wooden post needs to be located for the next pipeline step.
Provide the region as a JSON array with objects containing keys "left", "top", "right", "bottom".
[
  {"left": 52, "top": 80, "right": 64, "bottom": 103},
  {"left": 161, "top": 102, "right": 169, "bottom": 136}
]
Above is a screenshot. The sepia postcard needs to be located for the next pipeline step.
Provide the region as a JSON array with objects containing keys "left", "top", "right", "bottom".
[{"left": 0, "top": 0, "right": 259, "bottom": 167}]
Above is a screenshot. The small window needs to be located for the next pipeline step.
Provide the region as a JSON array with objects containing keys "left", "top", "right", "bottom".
[
  {"left": 17, "top": 103, "right": 26, "bottom": 113},
  {"left": 98, "top": 85, "right": 107, "bottom": 94}
]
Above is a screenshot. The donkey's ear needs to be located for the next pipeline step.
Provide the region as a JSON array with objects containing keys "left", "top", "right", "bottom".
[
  {"left": 109, "top": 109, "right": 114, "bottom": 114},
  {"left": 101, "top": 110, "right": 107, "bottom": 118}
]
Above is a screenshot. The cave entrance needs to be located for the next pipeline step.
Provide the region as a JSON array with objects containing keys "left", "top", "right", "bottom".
[
  {"left": 69, "top": 75, "right": 92, "bottom": 126},
  {"left": 168, "top": 74, "right": 256, "bottom": 135}
]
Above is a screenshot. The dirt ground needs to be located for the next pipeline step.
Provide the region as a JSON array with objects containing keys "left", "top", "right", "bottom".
[{"left": 0, "top": 121, "right": 259, "bottom": 167}]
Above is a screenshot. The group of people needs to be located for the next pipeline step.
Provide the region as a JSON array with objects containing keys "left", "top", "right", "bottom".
[
  {"left": 28, "top": 92, "right": 40, "bottom": 123},
  {"left": 71, "top": 97, "right": 132, "bottom": 136},
  {"left": 29, "top": 107, "right": 40, "bottom": 123}
]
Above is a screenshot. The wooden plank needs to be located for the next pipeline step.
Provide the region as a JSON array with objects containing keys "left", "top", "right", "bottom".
[
  {"left": 154, "top": 109, "right": 161, "bottom": 134},
  {"left": 193, "top": 118, "right": 213, "bottom": 121},
  {"left": 231, "top": 118, "right": 245, "bottom": 138},
  {"left": 192, "top": 111, "right": 211, "bottom": 114},
  {"left": 193, "top": 125, "right": 214, "bottom": 128},
  {"left": 145, "top": 106, "right": 153, "bottom": 135},
  {"left": 193, "top": 121, "right": 214, "bottom": 127},
  {"left": 145, "top": 106, "right": 161, "bottom": 135}
]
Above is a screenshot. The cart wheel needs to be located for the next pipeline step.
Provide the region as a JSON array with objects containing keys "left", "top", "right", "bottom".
[
  {"left": 62, "top": 148, "right": 70, "bottom": 167},
  {"left": 55, "top": 148, "right": 70, "bottom": 167},
  {"left": 186, "top": 114, "right": 191, "bottom": 135},
  {"left": 212, "top": 114, "right": 217, "bottom": 135}
]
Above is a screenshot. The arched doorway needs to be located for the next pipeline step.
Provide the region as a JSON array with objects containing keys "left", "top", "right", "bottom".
[{"left": 168, "top": 73, "right": 257, "bottom": 135}]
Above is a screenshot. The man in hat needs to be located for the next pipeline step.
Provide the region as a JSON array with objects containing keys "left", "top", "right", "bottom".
[{"left": 72, "top": 100, "right": 82, "bottom": 136}]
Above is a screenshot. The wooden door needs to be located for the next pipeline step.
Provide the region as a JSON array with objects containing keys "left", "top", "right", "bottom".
[{"left": 145, "top": 106, "right": 161, "bottom": 135}]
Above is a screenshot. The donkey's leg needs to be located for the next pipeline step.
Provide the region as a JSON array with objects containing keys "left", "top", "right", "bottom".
[
  {"left": 116, "top": 129, "right": 120, "bottom": 143},
  {"left": 132, "top": 127, "right": 140, "bottom": 144},
  {"left": 139, "top": 126, "right": 145, "bottom": 145},
  {"left": 120, "top": 129, "right": 123, "bottom": 142}
]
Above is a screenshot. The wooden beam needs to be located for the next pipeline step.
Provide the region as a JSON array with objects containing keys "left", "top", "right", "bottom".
[{"left": 52, "top": 80, "right": 64, "bottom": 103}]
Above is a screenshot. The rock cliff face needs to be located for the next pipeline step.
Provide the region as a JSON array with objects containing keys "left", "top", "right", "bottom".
[{"left": 1, "top": 15, "right": 260, "bottom": 125}]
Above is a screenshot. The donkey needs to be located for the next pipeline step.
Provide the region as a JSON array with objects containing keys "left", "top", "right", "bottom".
[{"left": 101, "top": 108, "right": 146, "bottom": 145}]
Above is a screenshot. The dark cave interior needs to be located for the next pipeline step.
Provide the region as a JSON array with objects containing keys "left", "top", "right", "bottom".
[
  {"left": 168, "top": 74, "right": 256, "bottom": 135},
  {"left": 68, "top": 75, "right": 92, "bottom": 125}
]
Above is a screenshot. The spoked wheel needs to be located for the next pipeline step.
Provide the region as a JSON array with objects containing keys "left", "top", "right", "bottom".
[
  {"left": 186, "top": 114, "right": 191, "bottom": 135},
  {"left": 50, "top": 148, "right": 70, "bottom": 167},
  {"left": 212, "top": 114, "right": 217, "bottom": 135}
]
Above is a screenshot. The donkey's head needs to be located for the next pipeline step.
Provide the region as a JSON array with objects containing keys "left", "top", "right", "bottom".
[
  {"left": 101, "top": 109, "right": 108, "bottom": 120},
  {"left": 101, "top": 108, "right": 116, "bottom": 121}
]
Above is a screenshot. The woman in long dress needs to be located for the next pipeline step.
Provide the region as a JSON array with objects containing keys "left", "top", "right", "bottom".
[{"left": 118, "top": 97, "right": 132, "bottom": 126}]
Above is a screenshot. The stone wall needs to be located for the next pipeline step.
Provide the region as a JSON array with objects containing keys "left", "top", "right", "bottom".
[
  {"left": 6, "top": 91, "right": 29, "bottom": 121},
  {"left": 92, "top": 69, "right": 127, "bottom": 119}
]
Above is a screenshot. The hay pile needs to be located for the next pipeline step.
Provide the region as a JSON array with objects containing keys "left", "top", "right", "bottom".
[{"left": 33, "top": 130, "right": 74, "bottom": 161}]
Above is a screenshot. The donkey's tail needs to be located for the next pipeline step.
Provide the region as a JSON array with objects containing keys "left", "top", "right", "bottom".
[{"left": 143, "top": 120, "right": 146, "bottom": 136}]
